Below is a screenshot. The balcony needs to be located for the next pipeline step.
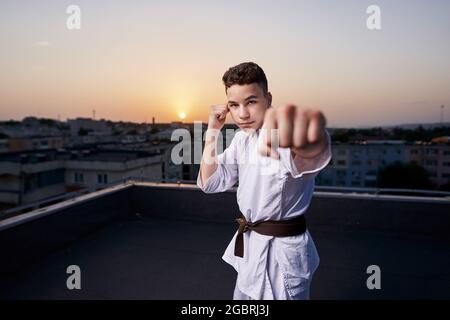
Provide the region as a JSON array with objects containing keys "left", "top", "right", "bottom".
[{"left": 0, "top": 181, "right": 449, "bottom": 299}]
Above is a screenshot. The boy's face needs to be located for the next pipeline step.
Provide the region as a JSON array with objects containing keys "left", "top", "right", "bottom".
[{"left": 226, "top": 83, "right": 272, "bottom": 132}]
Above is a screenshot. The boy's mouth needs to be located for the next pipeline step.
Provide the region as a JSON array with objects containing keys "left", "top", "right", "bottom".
[{"left": 238, "top": 121, "right": 255, "bottom": 127}]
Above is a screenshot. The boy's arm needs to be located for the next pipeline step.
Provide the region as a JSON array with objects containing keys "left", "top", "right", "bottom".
[
  {"left": 258, "top": 104, "right": 332, "bottom": 178},
  {"left": 198, "top": 129, "right": 220, "bottom": 187},
  {"left": 287, "top": 129, "right": 331, "bottom": 178},
  {"left": 197, "top": 104, "right": 239, "bottom": 193},
  {"left": 198, "top": 104, "right": 227, "bottom": 186}
]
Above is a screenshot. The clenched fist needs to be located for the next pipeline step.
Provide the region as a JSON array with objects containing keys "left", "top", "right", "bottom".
[
  {"left": 258, "top": 104, "right": 328, "bottom": 159},
  {"left": 208, "top": 104, "right": 229, "bottom": 130}
]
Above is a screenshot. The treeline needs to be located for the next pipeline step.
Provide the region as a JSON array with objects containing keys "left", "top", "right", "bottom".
[{"left": 332, "top": 126, "right": 450, "bottom": 143}]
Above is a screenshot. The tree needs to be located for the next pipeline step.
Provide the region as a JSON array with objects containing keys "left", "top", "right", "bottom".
[
  {"left": 150, "top": 127, "right": 160, "bottom": 134},
  {"left": 331, "top": 132, "right": 349, "bottom": 143},
  {"left": 78, "top": 127, "right": 89, "bottom": 136},
  {"left": 39, "top": 118, "right": 58, "bottom": 126},
  {"left": 377, "top": 161, "right": 433, "bottom": 190},
  {"left": 112, "top": 129, "right": 122, "bottom": 136}
]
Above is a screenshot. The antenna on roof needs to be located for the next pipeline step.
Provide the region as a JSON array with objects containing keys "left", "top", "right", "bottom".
[{"left": 440, "top": 105, "right": 445, "bottom": 124}]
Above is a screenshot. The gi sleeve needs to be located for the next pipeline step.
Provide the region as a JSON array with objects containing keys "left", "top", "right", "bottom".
[
  {"left": 279, "top": 129, "right": 332, "bottom": 179},
  {"left": 197, "top": 132, "right": 239, "bottom": 193}
]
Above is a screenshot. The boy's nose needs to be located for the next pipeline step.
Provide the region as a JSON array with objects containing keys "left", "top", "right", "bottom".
[{"left": 238, "top": 105, "right": 250, "bottom": 119}]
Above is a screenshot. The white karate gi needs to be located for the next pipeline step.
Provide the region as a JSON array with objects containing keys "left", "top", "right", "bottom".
[{"left": 197, "top": 129, "right": 332, "bottom": 300}]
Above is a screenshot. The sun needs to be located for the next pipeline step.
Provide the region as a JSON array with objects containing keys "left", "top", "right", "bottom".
[{"left": 178, "top": 112, "right": 186, "bottom": 120}]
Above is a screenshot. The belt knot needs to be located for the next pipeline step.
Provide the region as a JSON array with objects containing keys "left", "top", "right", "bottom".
[{"left": 235, "top": 217, "right": 251, "bottom": 234}]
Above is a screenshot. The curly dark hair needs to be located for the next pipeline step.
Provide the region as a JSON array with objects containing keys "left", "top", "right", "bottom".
[{"left": 222, "top": 62, "right": 268, "bottom": 94}]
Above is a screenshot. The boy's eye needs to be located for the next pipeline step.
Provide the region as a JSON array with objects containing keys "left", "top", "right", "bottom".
[
  {"left": 229, "top": 104, "right": 238, "bottom": 108},
  {"left": 248, "top": 100, "right": 256, "bottom": 105}
]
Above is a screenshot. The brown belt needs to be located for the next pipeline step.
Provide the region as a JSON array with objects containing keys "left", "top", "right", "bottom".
[{"left": 234, "top": 214, "right": 307, "bottom": 258}]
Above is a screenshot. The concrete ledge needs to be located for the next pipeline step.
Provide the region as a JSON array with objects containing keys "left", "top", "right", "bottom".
[{"left": 0, "top": 185, "right": 132, "bottom": 274}]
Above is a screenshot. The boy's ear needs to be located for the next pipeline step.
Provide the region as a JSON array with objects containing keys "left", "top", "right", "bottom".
[{"left": 266, "top": 92, "right": 273, "bottom": 107}]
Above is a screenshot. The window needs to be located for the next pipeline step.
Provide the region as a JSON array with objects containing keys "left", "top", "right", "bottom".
[
  {"left": 74, "top": 172, "right": 84, "bottom": 183},
  {"left": 337, "top": 160, "right": 346, "bottom": 166},
  {"left": 366, "top": 159, "right": 379, "bottom": 166},
  {"left": 24, "top": 169, "right": 65, "bottom": 192},
  {"left": 98, "top": 174, "right": 108, "bottom": 184},
  {"left": 365, "top": 180, "right": 377, "bottom": 187},
  {"left": 351, "top": 170, "right": 361, "bottom": 177},
  {"left": 336, "top": 170, "right": 346, "bottom": 177},
  {"left": 183, "top": 164, "right": 190, "bottom": 180},
  {"left": 317, "top": 178, "right": 332, "bottom": 186}
]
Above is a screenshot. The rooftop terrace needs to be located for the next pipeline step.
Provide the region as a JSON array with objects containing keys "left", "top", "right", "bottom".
[{"left": 1, "top": 182, "right": 449, "bottom": 299}]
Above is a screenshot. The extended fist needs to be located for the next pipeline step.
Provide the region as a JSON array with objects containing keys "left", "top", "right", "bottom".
[{"left": 258, "top": 104, "right": 327, "bottom": 159}]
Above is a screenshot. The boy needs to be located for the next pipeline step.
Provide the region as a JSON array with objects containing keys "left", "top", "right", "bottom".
[{"left": 197, "top": 62, "right": 331, "bottom": 300}]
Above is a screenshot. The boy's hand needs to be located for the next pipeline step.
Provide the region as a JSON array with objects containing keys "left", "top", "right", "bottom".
[
  {"left": 258, "top": 104, "right": 328, "bottom": 159},
  {"left": 208, "top": 104, "right": 229, "bottom": 130}
]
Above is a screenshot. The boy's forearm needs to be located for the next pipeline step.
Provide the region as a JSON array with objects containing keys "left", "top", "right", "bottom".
[{"left": 199, "top": 129, "right": 219, "bottom": 185}]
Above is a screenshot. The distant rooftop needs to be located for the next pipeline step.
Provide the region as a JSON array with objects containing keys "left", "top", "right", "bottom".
[
  {"left": 0, "top": 148, "right": 161, "bottom": 163},
  {"left": 0, "top": 181, "right": 449, "bottom": 299}
]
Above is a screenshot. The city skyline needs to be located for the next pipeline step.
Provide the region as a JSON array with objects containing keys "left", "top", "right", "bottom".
[
  {"left": 2, "top": 114, "right": 450, "bottom": 130},
  {"left": 1, "top": 0, "right": 449, "bottom": 127}
]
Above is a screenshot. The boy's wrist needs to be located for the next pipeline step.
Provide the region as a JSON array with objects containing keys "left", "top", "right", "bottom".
[
  {"left": 205, "top": 128, "right": 220, "bottom": 143},
  {"left": 205, "top": 127, "right": 221, "bottom": 135}
]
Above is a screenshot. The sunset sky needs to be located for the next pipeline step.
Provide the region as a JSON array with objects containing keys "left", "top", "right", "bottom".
[{"left": 0, "top": 0, "right": 449, "bottom": 127}]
